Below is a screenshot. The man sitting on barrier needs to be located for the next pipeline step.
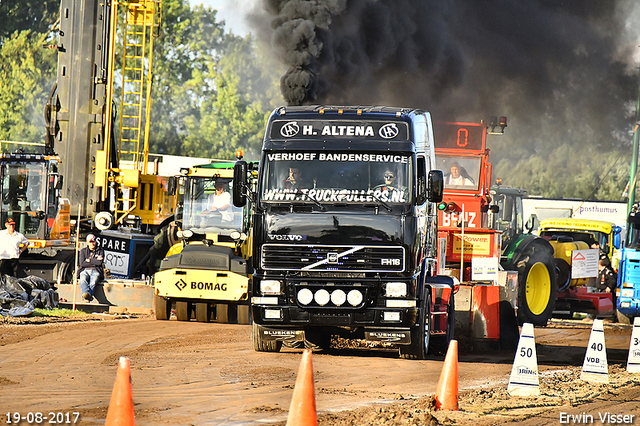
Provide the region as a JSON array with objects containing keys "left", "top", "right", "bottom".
[{"left": 78, "top": 234, "right": 105, "bottom": 302}]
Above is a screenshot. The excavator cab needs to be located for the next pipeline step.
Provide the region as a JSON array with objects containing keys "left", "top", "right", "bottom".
[{"left": 0, "top": 157, "right": 69, "bottom": 247}]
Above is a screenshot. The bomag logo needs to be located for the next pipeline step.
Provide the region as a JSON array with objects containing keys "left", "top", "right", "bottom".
[
  {"left": 191, "top": 282, "right": 228, "bottom": 291},
  {"left": 175, "top": 279, "right": 187, "bottom": 291}
]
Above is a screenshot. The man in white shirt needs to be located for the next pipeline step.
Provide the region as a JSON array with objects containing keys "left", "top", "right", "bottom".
[
  {"left": 0, "top": 217, "right": 29, "bottom": 277},
  {"left": 205, "top": 181, "right": 233, "bottom": 221},
  {"left": 446, "top": 162, "right": 474, "bottom": 186}
]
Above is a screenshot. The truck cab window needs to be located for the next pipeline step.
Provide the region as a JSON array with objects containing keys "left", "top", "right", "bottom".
[
  {"left": 262, "top": 152, "right": 412, "bottom": 204},
  {"left": 435, "top": 155, "right": 481, "bottom": 190},
  {"left": 182, "top": 177, "right": 243, "bottom": 234},
  {"left": 0, "top": 163, "right": 47, "bottom": 237}
]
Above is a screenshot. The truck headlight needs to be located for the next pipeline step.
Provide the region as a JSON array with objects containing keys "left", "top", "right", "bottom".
[
  {"left": 347, "top": 289, "right": 363, "bottom": 306},
  {"left": 331, "top": 289, "right": 346, "bottom": 306},
  {"left": 260, "top": 280, "right": 281, "bottom": 295},
  {"left": 385, "top": 282, "right": 407, "bottom": 297},
  {"left": 621, "top": 289, "right": 634, "bottom": 298},
  {"left": 314, "top": 289, "right": 330, "bottom": 306},
  {"left": 297, "top": 288, "right": 313, "bottom": 305}
]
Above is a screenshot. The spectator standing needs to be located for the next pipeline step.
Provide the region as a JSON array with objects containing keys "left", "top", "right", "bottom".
[
  {"left": 596, "top": 257, "right": 617, "bottom": 307},
  {"left": 78, "top": 234, "right": 105, "bottom": 302},
  {"left": 0, "top": 217, "right": 29, "bottom": 277}
]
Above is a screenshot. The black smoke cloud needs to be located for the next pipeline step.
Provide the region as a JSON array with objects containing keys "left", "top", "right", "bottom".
[
  {"left": 252, "top": 0, "right": 638, "bottom": 161},
  {"left": 247, "top": 1, "right": 640, "bottom": 199}
]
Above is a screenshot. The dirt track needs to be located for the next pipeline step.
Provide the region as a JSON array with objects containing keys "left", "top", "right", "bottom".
[{"left": 1, "top": 315, "right": 638, "bottom": 425}]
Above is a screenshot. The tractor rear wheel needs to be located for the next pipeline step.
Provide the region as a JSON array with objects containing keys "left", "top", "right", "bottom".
[{"left": 517, "top": 251, "right": 557, "bottom": 326}]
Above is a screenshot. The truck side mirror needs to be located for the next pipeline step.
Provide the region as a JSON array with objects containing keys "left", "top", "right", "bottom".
[
  {"left": 416, "top": 157, "right": 427, "bottom": 205},
  {"left": 167, "top": 176, "right": 177, "bottom": 196},
  {"left": 233, "top": 161, "right": 248, "bottom": 207},
  {"left": 613, "top": 226, "right": 622, "bottom": 250},
  {"left": 54, "top": 175, "right": 63, "bottom": 190},
  {"left": 427, "top": 170, "right": 444, "bottom": 203}
]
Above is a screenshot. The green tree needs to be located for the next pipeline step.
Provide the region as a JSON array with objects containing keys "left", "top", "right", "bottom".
[
  {"left": 0, "top": 29, "right": 57, "bottom": 145},
  {"left": 493, "top": 145, "right": 629, "bottom": 201},
  {"left": 0, "top": 0, "right": 59, "bottom": 40},
  {"left": 147, "top": 1, "right": 281, "bottom": 161}
]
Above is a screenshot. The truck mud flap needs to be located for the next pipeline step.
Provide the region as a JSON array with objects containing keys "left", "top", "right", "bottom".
[
  {"left": 364, "top": 328, "right": 411, "bottom": 344},
  {"left": 258, "top": 327, "right": 304, "bottom": 342}
]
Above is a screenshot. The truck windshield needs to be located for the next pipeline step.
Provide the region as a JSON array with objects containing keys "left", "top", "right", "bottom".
[
  {"left": 539, "top": 229, "right": 608, "bottom": 248},
  {"left": 626, "top": 220, "right": 640, "bottom": 249},
  {"left": 0, "top": 162, "right": 47, "bottom": 237},
  {"left": 435, "top": 155, "right": 481, "bottom": 190},
  {"left": 261, "top": 152, "right": 412, "bottom": 204},
  {"left": 181, "top": 177, "right": 243, "bottom": 235}
]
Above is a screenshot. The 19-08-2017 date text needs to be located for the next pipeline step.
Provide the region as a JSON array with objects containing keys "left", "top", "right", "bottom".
[{"left": 4, "top": 412, "right": 80, "bottom": 424}]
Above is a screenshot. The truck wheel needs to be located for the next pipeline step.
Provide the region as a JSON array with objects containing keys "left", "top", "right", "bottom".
[
  {"left": 175, "top": 301, "right": 192, "bottom": 321},
  {"left": 399, "top": 288, "right": 431, "bottom": 360},
  {"left": 195, "top": 302, "right": 211, "bottom": 323},
  {"left": 216, "top": 304, "right": 229, "bottom": 323},
  {"left": 237, "top": 305, "right": 251, "bottom": 325},
  {"left": 252, "top": 323, "right": 282, "bottom": 352},
  {"left": 155, "top": 294, "right": 171, "bottom": 321},
  {"left": 429, "top": 291, "right": 454, "bottom": 356},
  {"left": 517, "top": 251, "right": 557, "bottom": 327},
  {"left": 616, "top": 310, "right": 633, "bottom": 325}
]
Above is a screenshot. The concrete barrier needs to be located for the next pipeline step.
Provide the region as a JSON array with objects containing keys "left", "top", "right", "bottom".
[{"left": 56, "top": 279, "right": 154, "bottom": 314}]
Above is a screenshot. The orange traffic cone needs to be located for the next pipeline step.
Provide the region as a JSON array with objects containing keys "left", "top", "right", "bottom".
[
  {"left": 285, "top": 350, "right": 317, "bottom": 426},
  {"left": 435, "top": 340, "right": 459, "bottom": 411},
  {"left": 105, "top": 356, "right": 135, "bottom": 426}
]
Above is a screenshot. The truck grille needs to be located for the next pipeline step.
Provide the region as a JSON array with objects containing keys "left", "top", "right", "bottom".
[{"left": 261, "top": 244, "right": 405, "bottom": 272}]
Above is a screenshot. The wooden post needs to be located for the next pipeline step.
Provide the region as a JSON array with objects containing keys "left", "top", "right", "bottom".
[{"left": 72, "top": 205, "right": 82, "bottom": 311}]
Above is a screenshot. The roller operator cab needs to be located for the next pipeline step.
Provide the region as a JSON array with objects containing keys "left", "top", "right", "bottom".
[
  {"left": 153, "top": 160, "right": 255, "bottom": 324},
  {"left": 234, "top": 106, "right": 453, "bottom": 360}
]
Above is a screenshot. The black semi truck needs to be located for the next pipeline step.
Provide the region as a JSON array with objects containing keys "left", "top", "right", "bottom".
[{"left": 233, "top": 105, "right": 453, "bottom": 359}]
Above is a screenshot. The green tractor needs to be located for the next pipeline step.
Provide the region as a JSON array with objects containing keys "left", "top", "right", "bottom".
[{"left": 490, "top": 186, "right": 558, "bottom": 326}]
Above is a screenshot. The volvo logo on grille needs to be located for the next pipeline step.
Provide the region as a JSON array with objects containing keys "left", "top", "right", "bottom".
[
  {"left": 327, "top": 253, "right": 339, "bottom": 263},
  {"left": 175, "top": 279, "right": 187, "bottom": 291}
]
